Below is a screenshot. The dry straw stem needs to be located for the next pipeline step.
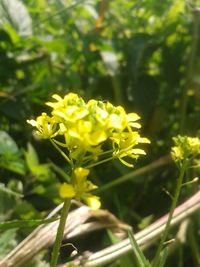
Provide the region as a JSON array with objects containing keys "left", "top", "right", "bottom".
[
  {"left": 0, "top": 203, "right": 128, "bottom": 267},
  {"left": 0, "top": 155, "right": 170, "bottom": 267},
  {"left": 1, "top": 191, "right": 200, "bottom": 267},
  {"left": 80, "top": 189, "right": 200, "bottom": 267}
]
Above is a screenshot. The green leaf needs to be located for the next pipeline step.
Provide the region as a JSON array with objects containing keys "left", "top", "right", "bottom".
[
  {"left": 138, "top": 215, "right": 154, "bottom": 230},
  {"left": 0, "top": 0, "right": 32, "bottom": 36},
  {"left": 25, "top": 143, "right": 50, "bottom": 178},
  {"left": 157, "top": 247, "right": 169, "bottom": 267},
  {"left": 0, "top": 130, "right": 18, "bottom": 155},
  {"left": 0, "top": 183, "right": 23, "bottom": 198},
  {"left": 0, "top": 155, "right": 26, "bottom": 175},
  {"left": 0, "top": 217, "right": 58, "bottom": 230},
  {"left": 14, "top": 201, "right": 40, "bottom": 220},
  {"left": 31, "top": 164, "right": 50, "bottom": 177},
  {"left": 25, "top": 143, "right": 39, "bottom": 167},
  {"left": 128, "top": 230, "right": 150, "bottom": 267},
  {"left": 0, "top": 131, "right": 26, "bottom": 174},
  {"left": 0, "top": 229, "right": 17, "bottom": 257}
]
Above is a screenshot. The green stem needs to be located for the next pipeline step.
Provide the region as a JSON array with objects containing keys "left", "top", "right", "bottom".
[
  {"left": 50, "top": 139, "right": 72, "bottom": 167},
  {"left": 152, "top": 161, "right": 187, "bottom": 267},
  {"left": 95, "top": 155, "right": 171, "bottom": 193},
  {"left": 83, "top": 149, "right": 114, "bottom": 161},
  {"left": 50, "top": 198, "right": 71, "bottom": 267},
  {"left": 85, "top": 156, "right": 114, "bottom": 168}
]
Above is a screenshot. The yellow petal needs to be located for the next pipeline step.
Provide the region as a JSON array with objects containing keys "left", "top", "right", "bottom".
[
  {"left": 118, "top": 157, "right": 134, "bottom": 168},
  {"left": 85, "top": 195, "right": 101, "bottom": 210},
  {"left": 52, "top": 94, "right": 63, "bottom": 101},
  {"left": 74, "top": 167, "right": 90, "bottom": 181},
  {"left": 132, "top": 148, "right": 146, "bottom": 155},
  {"left": 108, "top": 114, "right": 123, "bottom": 129},
  {"left": 74, "top": 107, "right": 89, "bottom": 119},
  {"left": 68, "top": 129, "right": 81, "bottom": 139},
  {"left": 78, "top": 120, "right": 92, "bottom": 133},
  {"left": 127, "top": 113, "right": 140, "bottom": 121},
  {"left": 129, "top": 122, "right": 141, "bottom": 129},
  {"left": 27, "top": 119, "right": 37, "bottom": 127},
  {"left": 59, "top": 183, "right": 75, "bottom": 198},
  {"left": 137, "top": 137, "right": 151, "bottom": 143},
  {"left": 96, "top": 107, "right": 108, "bottom": 119},
  {"left": 89, "top": 130, "right": 107, "bottom": 145}
]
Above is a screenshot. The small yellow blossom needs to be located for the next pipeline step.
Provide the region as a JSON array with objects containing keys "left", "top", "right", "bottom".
[
  {"left": 171, "top": 135, "right": 200, "bottom": 163},
  {"left": 59, "top": 167, "right": 101, "bottom": 210},
  {"left": 59, "top": 183, "right": 75, "bottom": 198},
  {"left": 27, "top": 113, "right": 59, "bottom": 139},
  {"left": 111, "top": 132, "right": 150, "bottom": 167}
]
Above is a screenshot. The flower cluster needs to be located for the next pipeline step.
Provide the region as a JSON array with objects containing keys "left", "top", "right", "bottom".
[
  {"left": 28, "top": 93, "right": 149, "bottom": 208},
  {"left": 28, "top": 93, "right": 149, "bottom": 167},
  {"left": 171, "top": 135, "right": 200, "bottom": 165},
  {"left": 59, "top": 167, "right": 100, "bottom": 210}
]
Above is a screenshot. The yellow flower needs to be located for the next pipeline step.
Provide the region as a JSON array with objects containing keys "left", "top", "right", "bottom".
[
  {"left": 46, "top": 93, "right": 82, "bottom": 110},
  {"left": 74, "top": 167, "right": 90, "bottom": 180},
  {"left": 28, "top": 93, "right": 150, "bottom": 167},
  {"left": 27, "top": 113, "right": 59, "bottom": 139},
  {"left": 59, "top": 183, "right": 76, "bottom": 198},
  {"left": 171, "top": 146, "right": 184, "bottom": 161},
  {"left": 111, "top": 132, "right": 150, "bottom": 167},
  {"left": 187, "top": 137, "right": 200, "bottom": 154},
  {"left": 171, "top": 135, "right": 200, "bottom": 163},
  {"left": 59, "top": 167, "right": 101, "bottom": 210}
]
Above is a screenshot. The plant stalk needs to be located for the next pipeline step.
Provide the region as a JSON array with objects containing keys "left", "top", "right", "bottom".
[
  {"left": 50, "top": 139, "right": 72, "bottom": 166},
  {"left": 50, "top": 198, "right": 71, "bottom": 267},
  {"left": 151, "top": 161, "right": 187, "bottom": 267}
]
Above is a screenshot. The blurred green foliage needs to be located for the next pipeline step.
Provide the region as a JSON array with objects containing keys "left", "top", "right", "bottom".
[{"left": 0, "top": 0, "right": 200, "bottom": 266}]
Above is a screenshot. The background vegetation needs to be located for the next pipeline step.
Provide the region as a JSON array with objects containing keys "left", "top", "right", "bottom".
[{"left": 0, "top": 0, "right": 200, "bottom": 266}]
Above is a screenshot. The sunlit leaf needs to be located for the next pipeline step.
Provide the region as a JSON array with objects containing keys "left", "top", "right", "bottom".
[
  {"left": 0, "top": 0, "right": 32, "bottom": 36},
  {"left": 0, "top": 130, "right": 18, "bottom": 155},
  {"left": 25, "top": 143, "right": 50, "bottom": 178}
]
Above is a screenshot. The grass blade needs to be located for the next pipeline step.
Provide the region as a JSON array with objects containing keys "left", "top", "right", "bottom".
[
  {"left": 0, "top": 217, "right": 58, "bottom": 230},
  {"left": 128, "top": 230, "right": 150, "bottom": 267}
]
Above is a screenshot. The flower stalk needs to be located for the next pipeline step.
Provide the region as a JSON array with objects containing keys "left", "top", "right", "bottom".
[
  {"left": 152, "top": 160, "right": 187, "bottom": 267},
  {"left": 50, "top": 198, "right": 71, "bottom": 267}
]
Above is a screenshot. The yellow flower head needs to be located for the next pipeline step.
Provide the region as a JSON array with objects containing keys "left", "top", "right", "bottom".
[
  {"left": 171, "top": 135, "right": 200, "bottom": 163},
  {"left": 28, "top": 93, "right": 149, "bottom": 166}
]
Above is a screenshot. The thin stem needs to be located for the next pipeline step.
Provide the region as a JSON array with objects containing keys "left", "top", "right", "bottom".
[
  {"left": 50, "top": 198, "right": 71, "bottom": 267},
  {"left": 83, "top": 149, "right": 114, "bottom": 161},
  {"left": 151, "top": 161, "right": 187, "bottom": 267},
  {"left": 50, "top": 139, "right": 72, "bottom": 167},
  {"left": 49, "top": 161, "right": 71, "bottom": 182},
  {"left": 85, "top": 156, "right": 114, "bottom": 168},
  {"left": 94, "top": 155, "right": 171, "bottom": 193}
]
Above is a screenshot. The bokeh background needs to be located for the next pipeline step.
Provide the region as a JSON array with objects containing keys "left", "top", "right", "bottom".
[{"left": 0, "top": 1, "right": 200, "bottom": 266}]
